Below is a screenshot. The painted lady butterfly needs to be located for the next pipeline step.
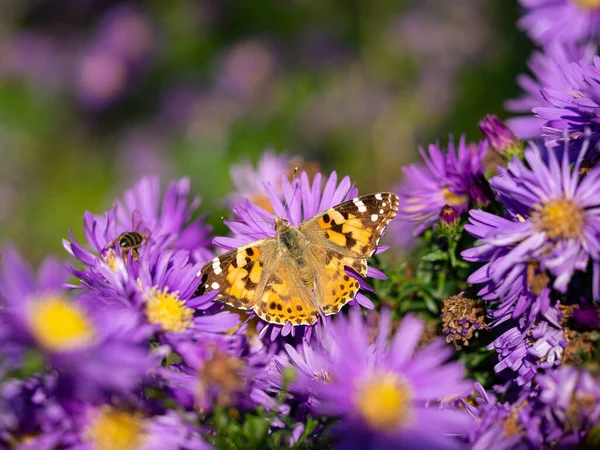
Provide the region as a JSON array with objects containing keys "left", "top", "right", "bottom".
[{"left": 196, "top": 193, "right": 399, "bottom": 326}]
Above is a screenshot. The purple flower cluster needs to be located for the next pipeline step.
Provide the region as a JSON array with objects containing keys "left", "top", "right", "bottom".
[
  {"left": 0, "top": 158, "right": 478, "bottom": 449},
  {"left": 395, "top": 135, "right": 489, "bottom": 236}
]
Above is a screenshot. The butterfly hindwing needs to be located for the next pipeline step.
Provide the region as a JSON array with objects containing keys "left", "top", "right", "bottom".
[
  {"left": 300, "top": 192, "right": 399, "bottom": 257},
  {"left": 252, "top": 255, "right": 320, "bottom": 326},
  {"left": 309, "top": 247, "right": 367, "bottom": 316},
  {"left": 196, "top": 240, "right": 276, "bottom": 310}
]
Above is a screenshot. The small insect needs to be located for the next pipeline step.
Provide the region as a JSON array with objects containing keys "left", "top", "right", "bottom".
[
  {"left": 103, "top": 210, "right": 151, "bottom": 262},
  {"left": 109, "top": 231, "right": 146, "bottom": 260},
  {"left": 196, "top": 192, "right": 399, "bottom": 326}
]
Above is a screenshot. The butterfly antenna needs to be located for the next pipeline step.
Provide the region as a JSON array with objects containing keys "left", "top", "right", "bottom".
[
  {"left": 281, "top": 167, "right": 299, "bottom": 219},
  {"left": 221, "top": 216, "right": 272, "bottom": 224}
]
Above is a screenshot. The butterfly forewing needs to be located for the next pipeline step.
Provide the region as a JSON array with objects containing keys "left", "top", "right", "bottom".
[
  {"left": 196, "top": 240, "right": 276, "bottom": 310},
  {"left": 299, "top": 192, "right": 399, "bottom": 258}
]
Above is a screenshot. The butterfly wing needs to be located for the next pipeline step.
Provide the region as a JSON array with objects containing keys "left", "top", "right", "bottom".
[
  {"left": 251, "top": 253, "right": 320, "bottom": 326},
  {"left": 299, "top": 192, "right": 399, "bottom": 258},
  {"left": 197, "top": 239, "right": 320, "bottom": 325},
  {"left": 299, "top": 192, "right": 398, "bottom": 313},
  {"left": 196, "top": 240, "right": 277, "bottom": 310}
]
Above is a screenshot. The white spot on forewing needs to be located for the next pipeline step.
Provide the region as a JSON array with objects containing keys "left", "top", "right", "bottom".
[
  {"left": 375, "top": 193, "right": 382, "bottom": 200},
  {"left": 212, "top": 258, "right": 222, "bottom": 275},
  {"left": 379, "top": 209, "right": 384, "bottom": 214},
  {"left": 371, "top": 214, "right": 378, "bottom": 221},
  {"left": 354, "top": 198, "right": 367, "bottom": 213},
  {"left": 211, "top": 282, "right": 220, "bottom": 289},
  {"left": 382, "top": 202, "right": 386, "bottom": 207}
]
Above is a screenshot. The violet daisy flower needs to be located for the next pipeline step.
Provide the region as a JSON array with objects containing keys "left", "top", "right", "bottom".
[
  {"left": 76, "top": 247, "right": 240, "bottom": 349},
  {"left": 533, "top": 56, "right": 600, "bottom": 148},
  {"left": 396, "top": 135, "right": 489, "bottom": 235},
  {"left": 535, "top": 366, "right": 600, "bottom": 446},
  {"left": 461, "top": 383, "right": 534, "bottom": 450},
  {"left": 162, "top": 335, "right": 279, "bottom": 413},
  {"left": 505, "top": 42, "right": 596, "bottom": 140},
  {"left": 0, "top": 375, "right": 73, "bottom": 450},
  {"left": 75, "top": 404, "right": 213, "bottom": 450},
  {"left": 64, "top": 176, "right": 214, "bottom": 276},
  {"left": 518, "top": 0, "right": 600, "bottom": 45},
  {"left": 282, "top": 309, "right": 473, "bottom": 450},
  {"left": 487, "top": 305, "right": 566, "bottom": 386},
  {"left": 0, "top": 246, "right": 154, "bottom": 400},
  {"left": 464, "top": 141, "right": 600, "bottom": 313},
  {"left": 214, "top": 170, "right": 387, "bottom": 340}
]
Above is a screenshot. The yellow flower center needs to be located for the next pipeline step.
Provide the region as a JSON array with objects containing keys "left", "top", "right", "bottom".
[
  {"left": 442, "top": 188, "right": 468, "bottom": 207},
  {"left": 28, "top": 297, "right": 95, "bottom": 352},
  {"left": 145, "top": 287, "right": 194, "bottom": 333},
  {"left": 573, "top": 0, "right": 600, "bottom": 10},
  {"left": 86, "top": 407, "right": 144, "bottom": 450},
  {"left": 355, "top": 373, "right": 413, "bottom": 432},
  {"left": 534, "top": 198, "right": 585, "bottom": 239}
]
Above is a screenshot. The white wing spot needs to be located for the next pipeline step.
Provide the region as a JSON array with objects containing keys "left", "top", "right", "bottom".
[
  {"left": 375, "top": 193, "right": 382, "bottom": 200},
  {"left": 211, "top": 282, "right": 220, "bottom": 289},
  {"left": 371, "top": 214, "right": 378, "bottom": 222},
  {"left": 354, "top": 198, "right": 367, "bottom": 213},
  {"left": 212, "top": 258, "right": 222, "bottom": 275},
  {"left": 379, "top": 209, "right": 384, "bottom": 214},
  {"left": 382, "top": 202, "right": 387, "bottom": 207}
]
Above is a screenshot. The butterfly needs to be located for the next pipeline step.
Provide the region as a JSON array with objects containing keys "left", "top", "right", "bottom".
[{"left": 195, "top": 193, "right": 399, "bottom": 326}]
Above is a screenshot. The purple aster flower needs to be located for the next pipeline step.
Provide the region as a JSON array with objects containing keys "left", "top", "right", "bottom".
[
  {"left": 534, "top": 56, "right": 600, "bottom": 148},
  {"left": 0, "top": 246, "right": 154, "bottom": 400},
  {"left": 462, "top": 209, "right": 553, "bottom": 325},
  {"left": 518, "top": 0, "right": 600, "bottom": 45},
  {"left": 282, "top": 309, "right": 473, "bottom": 450},
  {"left": 226, "top": 150, "right": 321, "bottom": 212},
  {"left": 461, "top": 383, "right": 535, "bottom": 450},
  {"left": 214, "top": 170, "right": 388, "bottom": 340},
  {"left": 487, "top": 305, "right": 566, "bottom": 386},
  {"left": 76, "top": 247, "right": 240, "bottom": 349},
  {"left": 64, "top": 176, "right": 213, "bottom": 278},
  {"left": 74, "top": 403, "right": 213, "bottom": 450},
  {"left": 396, "top": 135, "right": 489, "bottom": 235},
  {"left": 535, "top": 366, "right": 600, "bottom": 446},
  {"left": 0, "top": 375, "right": 74, "bottom": 450},
  {"left": 226, "top": 150, "right": 291, "bottom": 211},
  {"left": 505, "top": 42, "right": 596, "bottom": 140},
  {"left": 463, "top": 140, "right": 600, "bottom": 325},
  {"left": 162, "top": 335, "right": 278, "bottom": 413}
]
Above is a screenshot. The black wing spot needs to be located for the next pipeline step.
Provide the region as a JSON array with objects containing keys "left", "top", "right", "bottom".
[{"left": 323, "top": 213, "right": 330, "bottom": 223}]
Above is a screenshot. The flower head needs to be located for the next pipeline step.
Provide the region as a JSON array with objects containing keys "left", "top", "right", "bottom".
[
  {"left": 505, "top": 42, "right": 596, "bottom": 140},
  {"left": 163, "top": 335, "right": 278, "bottom": 413},
  {"left": 518, "top": 0, "right": 600, "bottom": 45},
  {"left": 76, "top": 247, "right": 240, "bottom": 349},
  {"left": 488, "top": 305, "right": 567, "bottom": 386},
  {"left": 64, "top": 176, "right": 214, "bottom": 277},
  {"left": 396, "top": 135, "right": 488, "bottom": 235},
  {"left": 0, "top": 246, "right": 154, "bottom": 400},
  {"left": 79, "top": 404, "right": 213, "bottom": 450},
  {"left": 532, "top": 56, "right": 600, "bottom": 149},
  {"left": 282, "top": 310, "right": 473, "bottom": 449},
  {"left": 463, "top": 140, "right": 600, "bottom": 325},
  {"left": 0, "top": 375, "right": 73, "bottom": 450}
]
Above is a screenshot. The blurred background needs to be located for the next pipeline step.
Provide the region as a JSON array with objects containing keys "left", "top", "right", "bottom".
[{"left": 0, "top": 0, "right": 531, "bottom": 263}]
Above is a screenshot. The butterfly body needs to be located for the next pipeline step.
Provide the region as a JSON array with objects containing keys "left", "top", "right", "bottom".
[{"left": 196, "top": 193, "right": 399, "bottom": 326}]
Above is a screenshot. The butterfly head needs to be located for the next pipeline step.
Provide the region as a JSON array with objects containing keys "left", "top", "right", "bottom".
[{"left": 273, "top": 216, "right": 291, "bottom": 234}]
